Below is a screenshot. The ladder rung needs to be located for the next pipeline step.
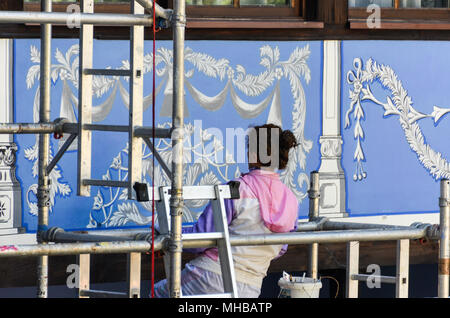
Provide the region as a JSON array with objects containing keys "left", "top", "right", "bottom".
[
  {"left": 183, "top": 232, "right": 224, "bottom": 241},
  {"left": 182, "top": 185, "right": 232, "bottom": 200},
  {"left": 351, "top": 274, "right": 396, "bottom": 284},
  {"left": 83, "top": 69, "right": 131, "bottom": 76},
  {"left": 134, "top": 127, "right": 172, "bottom": 139},
  {"left": 83, "top": 179, "right": 129, "bottom": 188},
  {"left": 184, "top": 293, "right": 233, "bottom": 298},
  {"left": 60, "top": 123, "right": 170, "bottom": 138},
  {"left": 79, "top": 289, "right": 127, "bottom": 298},
  {"left": 84, "top": 124, "right": 129, "bottom": 132}
]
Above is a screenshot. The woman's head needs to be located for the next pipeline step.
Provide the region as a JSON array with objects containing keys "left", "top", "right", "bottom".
[{"left": 247, "top": 123, "right": 298, "bottom": 170}]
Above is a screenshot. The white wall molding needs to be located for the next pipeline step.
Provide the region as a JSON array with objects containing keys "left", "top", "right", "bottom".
[
  {"left": 0, "top": 39, "right": 23, "bottom": 235},
  {"left": 318, "top": 40, "right": 347, "bottom": 218}
]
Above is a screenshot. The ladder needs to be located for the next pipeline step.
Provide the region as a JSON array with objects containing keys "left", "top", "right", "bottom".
[
  {"left": 346, "top": 239, "right": 410, "bottom": 298},
  {"left": 74, "top": 0, "right": 171, "bottom": 200},
  {"left": 74, "top": 184, "right": 240, "bottom": 298},
  {"left": 77, "top": 252, "right": 142, "bottom": 298},
  {"left": 156, "top": 184, "right": 240, "bottom": 298}
]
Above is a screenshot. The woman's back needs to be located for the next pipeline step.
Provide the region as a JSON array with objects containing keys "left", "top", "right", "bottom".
[{"left": 190, "top": 168, "right": 298, "bottom": 288}]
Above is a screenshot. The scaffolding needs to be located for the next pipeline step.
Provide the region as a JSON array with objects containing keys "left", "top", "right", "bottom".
[{"left": 0, "top": 0, "right": 448, "bottom": 299}]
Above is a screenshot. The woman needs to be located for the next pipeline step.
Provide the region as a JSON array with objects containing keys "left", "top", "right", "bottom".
[{"left": 154, "top": 123, "right": 299, "bottom": 297}]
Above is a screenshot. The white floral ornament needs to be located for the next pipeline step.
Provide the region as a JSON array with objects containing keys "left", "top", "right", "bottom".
[
  {"left": 346, "top": 58, "right": 450, "bottom": 182},
  {"left": 25, "top": 44, "right": 313, "bottom": 228}
]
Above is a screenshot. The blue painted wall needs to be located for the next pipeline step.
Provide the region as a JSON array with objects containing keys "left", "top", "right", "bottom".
[
  {"left": 13, "top": 39, "right": 449, "bottom": 233},
  {"left": 341, "top": 40, "right": 450, "bottom": 216},
  {"left": 13, "top": 39, "right": 322, "bottom": 232}
]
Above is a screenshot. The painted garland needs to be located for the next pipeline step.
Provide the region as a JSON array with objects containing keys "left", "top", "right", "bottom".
[{"left": 346, "top": 58, "right": 450, "bottom": 182}]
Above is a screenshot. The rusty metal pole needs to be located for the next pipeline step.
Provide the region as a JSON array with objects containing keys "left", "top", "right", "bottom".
[
  {"left": 438, "top": 179, "right": 450, "bottom": 298},
  {"left": 36, "top": 0, "right": 52, "bottom": 299},
  {"left": 168, "top": 0, "right": 186, "bottom": 298},
  {"left": 307, "top": 171, "right": 320, "bottom": 279}
]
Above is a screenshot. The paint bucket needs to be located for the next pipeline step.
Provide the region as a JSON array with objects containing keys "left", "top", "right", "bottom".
[{"left": 278, "top": 274, "right": 322, "bottom": 298}]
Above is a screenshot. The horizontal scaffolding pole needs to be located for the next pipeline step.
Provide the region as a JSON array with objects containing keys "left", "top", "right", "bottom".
[
  {"left": 321, "top": 221, "right": 420, "bottom": 231},
  {"left": 0, "top": 238, "right": 164, "bottom": 258},
  {"left": 41, "top": 227, "right": 142, "bottom": 243},
  {"left": 0, "top": 123, "right": 57, "bottom": 134},
  {"left": 0, "top": 11, "right": 154, "bottom": 27},
  {"left": 0, "top": 226, "right": 434, "bottom": 258},
  {"left": 134, "top": 127, "right": 172, "bottom": 138},
  {"left": 0, "top": 121, "right": 172, "bottom": 139},
  {"left": 351, "top": 274, "right": 397, "bottom": 284},
  {"left": 181, "top": 228, "right": 431, "bottom": 249},
  {"left": 74, "top": 219, "right": 439, "bottom": 240},
  {"left": 82, "top": 179, "right": 129, "bottom": 188}
]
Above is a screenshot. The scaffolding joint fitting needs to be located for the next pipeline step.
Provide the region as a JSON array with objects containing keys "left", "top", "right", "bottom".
[
  {"left": 37, "top": 187, "right": 51, "bottom": 208},
  {"left": 171, "top": 13, "right": 186, "bottom": 27},
  {"left": 411, "top": 222, "right": 440, "bottom": 241},
  {"left": 53, "top": 117, "right": 70, "bottom": 138},
  {"left": 313, "top": 217, "right": 329, "bottom": 230},
  {"left": 308, "top": 189, "right": 320, "bottom": 200},
  {"left": 439, "top": 197, "right": 450, "bottom": 208},
  {"left": 170, "top": 290, "right": 181, "bottom": 298},
  {"left": 40, "top": 226, "right": 64, "bottom": 242},
  {"left": 167, "top": 239, "right": 183, "bottom": 253},
  {"left": 156, "top": 14, "right": 172, "bottom": 29},
  {"left": 169, "top": 193, "right": 184, "bottom": 217}
]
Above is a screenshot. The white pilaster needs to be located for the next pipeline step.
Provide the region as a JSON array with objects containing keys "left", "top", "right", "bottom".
[
  {"left": 318, "top": 40, "right": 347, "bottom": 218},
  {"left": 0, "top": 39, "right": 23, "bottom": 234}
]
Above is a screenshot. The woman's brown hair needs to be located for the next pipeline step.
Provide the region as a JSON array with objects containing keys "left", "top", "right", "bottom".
[{"left": 247, "top": 123, "right": 298, "bottom": 170}]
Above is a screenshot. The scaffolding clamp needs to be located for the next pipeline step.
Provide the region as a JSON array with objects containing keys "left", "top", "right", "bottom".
[{"left": 439, "top": 197, "right": 450, "bottom": 208}]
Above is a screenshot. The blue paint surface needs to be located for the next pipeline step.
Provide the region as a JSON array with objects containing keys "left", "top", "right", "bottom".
[
  {"left": 341, "top": 41, "right": 450, "bottom": 216},
  {"left": 14, "top": 39, "right": 322, "bottom": 232}
]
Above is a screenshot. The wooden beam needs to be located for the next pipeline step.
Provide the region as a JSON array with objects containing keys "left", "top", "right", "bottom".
[
  {"left": 350, "top": 19, "right": 450, "bottom": 30},
  {"left": 0, "top": 0, "right": 23, "bottom": 11},
  {"left": 317, "top": 0, "right": 348, "bottom": 25},
  {"left": 349, "top": 8, "right": 450, "bottom": 21},
  {"left": 186, "top": 18, "right": 324, "bottom": 29}
]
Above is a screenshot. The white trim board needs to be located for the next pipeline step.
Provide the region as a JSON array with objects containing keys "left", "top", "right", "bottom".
[{"left": 300, "top": 212, "right": 439, "bottom": 227}]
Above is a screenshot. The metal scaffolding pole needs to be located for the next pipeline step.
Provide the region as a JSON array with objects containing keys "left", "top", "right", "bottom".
[
  {"left": 0, "top": 123, "right": 57, "bottom": 134},
  {"left": 0, "top": 226, "right": 434, "bottom": 259},
  {"left": 307, "top": 171, "right": 320, "bottom": 279},
  {"left": 168, "top": 0, "right": 186, "bottom": 299},
  {"left": 180, "top": 227, "right": 431, "bottom": 249},
  {"left": 36, "top": 0, "right": 52, "bottom": 299},
  {"left": 41, "top": 227, "right": 146, "bottom": 243},
  {"left": 0, "top": 239, "right": 163, "bottom": 258},
  {"left": 0, "top": 11, "right": 154, "bottom": 26},
  {"left": 439, "top": 179, "right": 450, "bottom": 298}
]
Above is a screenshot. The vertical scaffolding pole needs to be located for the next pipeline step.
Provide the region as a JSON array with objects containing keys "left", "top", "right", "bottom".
[
  {"left": 307, "top": 171, "right": 320, "bottom": 279},
  {"left": 168, "top": 0, "right": 186, "bottom": 298},
  {"left": 438, "top": 179, "right": 450, "bottom": 298},
  {"left": 36, "top": 0, "right": 52, "bottom": 299}
]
